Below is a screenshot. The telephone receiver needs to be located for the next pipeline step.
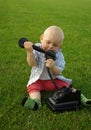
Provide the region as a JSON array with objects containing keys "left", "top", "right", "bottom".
[{"left": 18, "top": 38, "right": 56, "bottom": 60}]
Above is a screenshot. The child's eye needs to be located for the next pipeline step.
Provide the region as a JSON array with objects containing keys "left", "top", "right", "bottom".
[
  {"left": 47, "top": 41, "right": 51, "bottom": 44},
  {"left": 53, "top": 44, "right": 58, "bottom": 47}
]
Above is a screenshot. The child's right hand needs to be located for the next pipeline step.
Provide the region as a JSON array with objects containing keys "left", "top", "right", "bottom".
[{"left": 24, "top": 41, "right": 33, "bottom": 52}]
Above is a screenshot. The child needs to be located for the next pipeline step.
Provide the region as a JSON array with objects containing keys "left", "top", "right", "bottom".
[{"left": 23, "top": 25, "right": 91, "bottom": 110}]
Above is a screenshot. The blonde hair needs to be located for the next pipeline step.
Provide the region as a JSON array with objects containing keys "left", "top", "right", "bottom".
[{"left": 43, "top": 25, "right": 64, "bottom": 42}]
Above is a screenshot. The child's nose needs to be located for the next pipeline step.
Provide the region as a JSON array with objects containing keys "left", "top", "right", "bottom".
[{"left": 49, "top": 44, "right": 54, "bottom": 49}]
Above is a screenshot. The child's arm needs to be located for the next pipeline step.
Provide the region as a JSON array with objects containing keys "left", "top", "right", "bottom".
[
  {"left": 24, "top": 41, "right": 37, "bottom": 67},
  {"left": 45, "top": 50, "right": 65, "bottom": 75},
  {"left": 45, "top": 59, "right": 60, "bottom": 75}
]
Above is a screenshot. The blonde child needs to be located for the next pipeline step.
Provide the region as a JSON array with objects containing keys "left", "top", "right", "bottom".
[{"left": 23, "top": 25, "right": 91, "bottom": 110}]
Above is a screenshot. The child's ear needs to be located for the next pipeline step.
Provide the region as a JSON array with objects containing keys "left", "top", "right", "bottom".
[{"left": 40, "top": 34, "right": 43, "bottom": 42}]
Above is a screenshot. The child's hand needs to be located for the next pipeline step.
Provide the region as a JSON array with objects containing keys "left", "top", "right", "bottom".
[
  {"left": 45, "top": 59, "right": 60, "bottom": 75},
  {"left": 45, "top": 59, "right": 55, "bottom": 69},
  {"left": 24, "top": 41, "right": 33, "bottom": 52}
]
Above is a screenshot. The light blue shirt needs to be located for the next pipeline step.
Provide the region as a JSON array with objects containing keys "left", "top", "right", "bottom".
[{"left": 27, "top": 43, "right": 72, "bottom": 87}]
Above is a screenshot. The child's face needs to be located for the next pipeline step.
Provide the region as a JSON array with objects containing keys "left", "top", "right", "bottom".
[{"left": 40, "top": 31, "right": 61, "bottom": 52}]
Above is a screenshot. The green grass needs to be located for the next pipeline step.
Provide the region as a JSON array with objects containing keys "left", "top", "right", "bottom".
[{"left": 0, "top": 0, "right": 91, "bottom": 129}]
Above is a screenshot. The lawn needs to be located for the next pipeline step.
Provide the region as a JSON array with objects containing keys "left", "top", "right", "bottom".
[{"left": 0, "top": 0, "right": 91, "bottom": 130}]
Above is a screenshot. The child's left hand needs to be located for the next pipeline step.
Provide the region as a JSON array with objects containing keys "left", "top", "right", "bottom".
[{"left": 45, "top": 59, "right": 55, "bottom": 69}]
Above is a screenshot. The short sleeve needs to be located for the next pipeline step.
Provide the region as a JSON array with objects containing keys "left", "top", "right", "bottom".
[{"left": 55, "top": 49, "right": 65, "bottom": 72}]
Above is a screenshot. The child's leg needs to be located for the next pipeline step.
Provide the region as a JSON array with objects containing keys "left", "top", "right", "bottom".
[
  {"left": 81, "top": 94, "right": 91, "bottom": 106},
  {"left": 72, "top": 89, "right": 91, "bottom": 106},
  {"left": 30, "top": 91, "right": 41, "bottom": 107},
  {"left": 68, "top": 86, "right": 91, "bottom": 107},
  {"left": 24, "top": 91, "right": 41, "bottom": 110},
  {"left": 23, "top": 80, "right": 44, "bottom": 110}
]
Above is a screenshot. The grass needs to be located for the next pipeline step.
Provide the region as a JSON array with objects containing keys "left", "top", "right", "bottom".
[{"left": 0, "top": 0, "right": 91, "bottom": 129}]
